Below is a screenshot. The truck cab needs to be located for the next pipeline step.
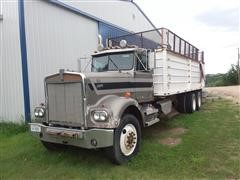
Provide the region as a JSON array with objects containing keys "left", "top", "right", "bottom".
[
  {"left": 90, "top": 47, "right": 153, "bottom": 101},
  {"left": 92, "top": 47, "right": 149, "bottom": 72}
]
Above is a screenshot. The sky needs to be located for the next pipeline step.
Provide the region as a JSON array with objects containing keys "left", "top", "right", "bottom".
[{"left": 136, "top": 0, "right": 239, "bottom": 74}]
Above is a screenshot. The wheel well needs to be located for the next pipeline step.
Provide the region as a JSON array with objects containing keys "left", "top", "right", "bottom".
[{"left": 122, "top": 105, "right": 143, "bottom": 128}]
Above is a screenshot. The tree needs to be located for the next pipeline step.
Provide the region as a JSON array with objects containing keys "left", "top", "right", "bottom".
[
  {"left": 205, "top": 62, "right": 240, "bottom": 87},
  {"left": 223, "top": 63, "right": 240, "bottom": 86}
]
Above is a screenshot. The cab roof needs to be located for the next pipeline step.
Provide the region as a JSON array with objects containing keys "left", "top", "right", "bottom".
[{"left": 92, "top": 48, "right": 137, "bottom": 56}]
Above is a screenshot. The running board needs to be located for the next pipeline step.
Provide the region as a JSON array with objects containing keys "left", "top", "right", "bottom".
[{"left": 145, "top": 118, "right": 160, "bottom": 127}]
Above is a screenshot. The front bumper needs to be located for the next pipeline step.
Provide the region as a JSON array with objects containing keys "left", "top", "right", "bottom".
[{"left": 29, "top": 123, "right": 114, "bottom": 149}]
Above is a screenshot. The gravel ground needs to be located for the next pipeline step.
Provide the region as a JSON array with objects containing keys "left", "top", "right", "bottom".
[{"left": 204, "top": 85, "right": 240, "bottom": 103}]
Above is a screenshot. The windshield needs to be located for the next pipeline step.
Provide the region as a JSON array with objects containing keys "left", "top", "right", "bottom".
[{"left": 92, "top": 53, "right": 134, "bottom": 72}]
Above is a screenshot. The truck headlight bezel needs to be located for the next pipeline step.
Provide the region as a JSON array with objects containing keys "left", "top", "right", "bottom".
[
  {"left": 34, "top": 107, "right": 45, "bottom": 118},
  {"left": 92, "top": 110, "right": 108, "bottom": 121}
]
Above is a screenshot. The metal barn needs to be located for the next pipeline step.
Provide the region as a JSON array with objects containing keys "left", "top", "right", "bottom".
[{"left": 0, "top": 0, "right": 155, "bottom": 123}]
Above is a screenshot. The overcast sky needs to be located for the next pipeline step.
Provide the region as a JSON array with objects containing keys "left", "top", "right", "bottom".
[{"left": 136, "top": 0, "right": 239, "bottom": 74}]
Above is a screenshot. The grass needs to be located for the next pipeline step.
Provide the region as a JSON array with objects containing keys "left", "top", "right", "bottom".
[{"left": 0, "top": 99, "right": 239, "bottom": 179}]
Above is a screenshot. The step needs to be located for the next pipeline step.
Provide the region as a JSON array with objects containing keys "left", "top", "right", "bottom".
[{"left": 145, "top": 118, "right": 160, "bottom": 127}]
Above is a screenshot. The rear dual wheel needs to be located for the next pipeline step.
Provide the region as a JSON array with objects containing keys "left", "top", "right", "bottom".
[
  {"left": 177, "top": 91, "right": 202, "bottom": 113},
  {"left": 196, "top": 91, "right": 202, "bottom": 110},
  {"left": 186, "top": 92, "right": 196, "bottom": 113}
]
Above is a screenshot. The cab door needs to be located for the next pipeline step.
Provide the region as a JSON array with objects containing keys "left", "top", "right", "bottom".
[{"left": 133, "top": 50, "right": 154, "bottom": 102}]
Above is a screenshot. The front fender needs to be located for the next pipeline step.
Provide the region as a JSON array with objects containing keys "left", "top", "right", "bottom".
[{"left": 87, "top": 95, "right": 141, "bottom": 128}]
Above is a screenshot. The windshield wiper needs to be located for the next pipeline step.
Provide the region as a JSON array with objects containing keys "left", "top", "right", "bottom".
[{"left": 108, "top": 56, "right": 121, "bottom": 72}]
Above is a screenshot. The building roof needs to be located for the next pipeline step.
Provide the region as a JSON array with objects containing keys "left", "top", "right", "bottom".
[{"left": 48, "top": 0, "right": 156, "bottom": 33}]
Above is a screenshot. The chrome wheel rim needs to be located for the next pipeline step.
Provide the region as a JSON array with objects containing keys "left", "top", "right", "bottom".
[
  {"left": 120, "top": 124, "right": 137, "bottom": 156},
  {"left": 198, "top": 93, "right": 201, "bottom": 108},
  {"left": 192, "top": 94, "right": 196, "bottom": 111}
]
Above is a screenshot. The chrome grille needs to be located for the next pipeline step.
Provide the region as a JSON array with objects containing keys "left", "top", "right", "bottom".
[{"left": 47, "top": 82, "right": 84, "bottom": 127}]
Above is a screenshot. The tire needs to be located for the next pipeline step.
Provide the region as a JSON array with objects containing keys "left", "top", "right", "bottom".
[
  {"left": 186, "top": 92, "right": 197, "bottom": 113},
  {"left": 41, "top": 141, "right": 67, "bottom": 151},
  {"left": 196, "top": 91, "right": 202, "bottom": 111},
  {"left": 176, "top": 93, "right": 187, "bottom": 113},
  {"left": 106, "top": 114, "right": 141, "bottom": 165}
]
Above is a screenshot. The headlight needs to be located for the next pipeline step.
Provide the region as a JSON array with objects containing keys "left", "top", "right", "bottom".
[
  {"left": 99, "top": 112, "right": 107, "bottom": 121},
  {"left": 92, "top": 111, "right": 108, "bottom": 121},
  {"left": 34, "top": 107, "right": 45, "bottom": 118},
  {"left": 93, "top": 112, "right": 100, "bottom": 120}
]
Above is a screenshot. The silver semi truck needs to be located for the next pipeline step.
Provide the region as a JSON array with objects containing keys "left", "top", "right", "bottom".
[{"left": 29, "top": 28, "right": 205, "bottom": 164}]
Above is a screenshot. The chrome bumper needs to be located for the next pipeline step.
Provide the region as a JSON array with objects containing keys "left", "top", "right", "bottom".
[{"left": 29, "top": 123, "right": 114, "bottom": 149}]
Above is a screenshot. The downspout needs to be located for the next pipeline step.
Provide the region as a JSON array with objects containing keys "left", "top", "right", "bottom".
[{"left": 18, "top": 0, "right": 31, "bottom": 122}]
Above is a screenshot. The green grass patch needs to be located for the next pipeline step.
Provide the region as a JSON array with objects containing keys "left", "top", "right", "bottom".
[
  {"left": 0, "top": 100, "right": 239, "bottom": 179},
  {"left": 0, "top": 122, "right": 28, "bottom": 137}
]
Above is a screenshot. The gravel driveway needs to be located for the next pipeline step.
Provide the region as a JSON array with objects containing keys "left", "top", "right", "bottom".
[{"left": 204, "top": 85, "right": 240, "bottom": 103}]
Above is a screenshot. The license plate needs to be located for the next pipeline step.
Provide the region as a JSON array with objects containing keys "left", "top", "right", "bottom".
[{"left": 30, "top": 124, "right": 41, "bottom": 132}]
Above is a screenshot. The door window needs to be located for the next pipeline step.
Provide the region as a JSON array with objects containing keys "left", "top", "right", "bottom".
[{"left": 136, "top": 51, "right": 148, "bottom": 71}]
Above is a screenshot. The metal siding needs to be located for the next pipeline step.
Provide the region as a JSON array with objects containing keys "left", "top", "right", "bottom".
[
  {"left": 0, "top": 1, "right": 25, "bottom": 122},
  {"left": 58, "top": 0, "right": 154, "bottom": 32},
  {"left": 24, "top": 0, "right": 98, "bottom": 117},
  {"left": 98, "top": 22, "right": 129, "bottom": 46},
  {"left": 153, "top": 51, "right": 203, "bottom": 96}
]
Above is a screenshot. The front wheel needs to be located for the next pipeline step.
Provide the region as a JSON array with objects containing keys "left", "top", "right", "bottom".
[{"left": 106, "top": 114, "right": 141, "bottom": 165}]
